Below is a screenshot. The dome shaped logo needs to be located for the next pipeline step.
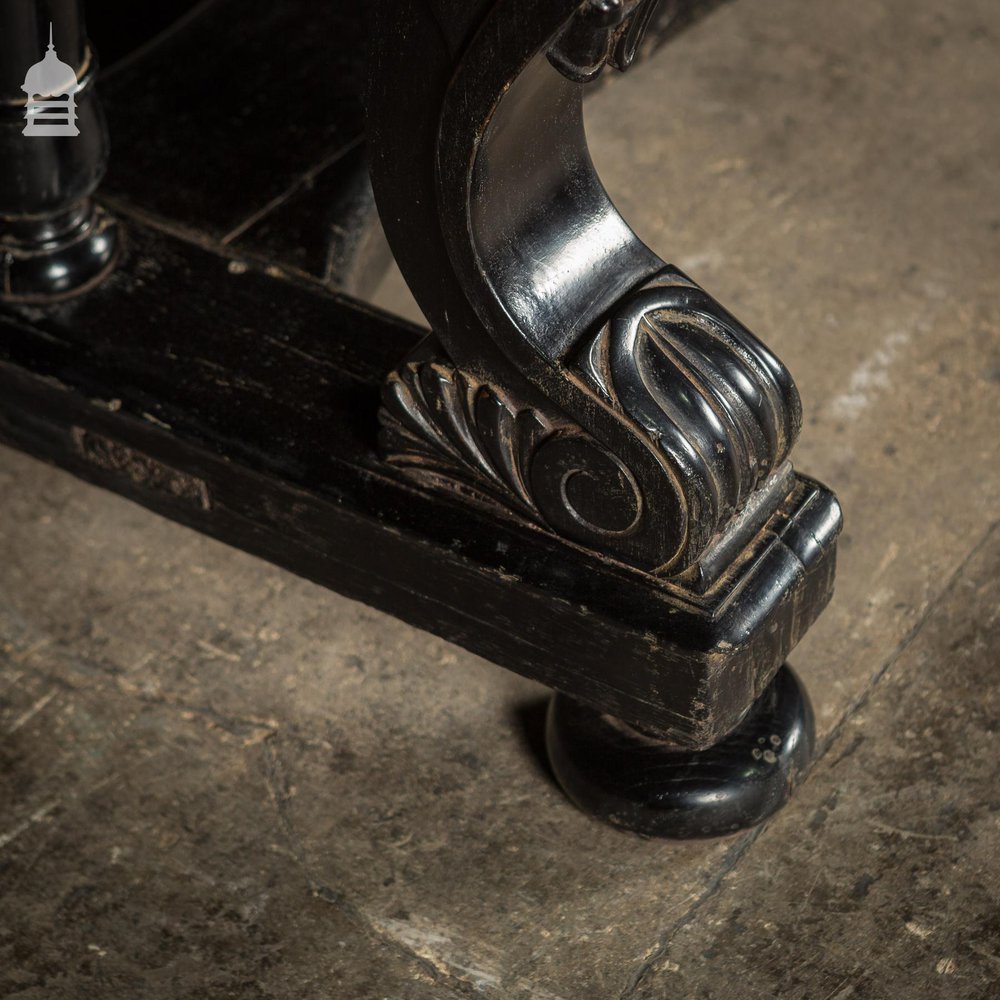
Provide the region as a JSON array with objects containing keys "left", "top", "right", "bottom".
[{"left": 22, "top": 24, "right": 80, "bottom": 137}]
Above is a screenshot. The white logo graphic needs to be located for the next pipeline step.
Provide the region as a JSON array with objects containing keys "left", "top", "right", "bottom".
[{"left": 22, "top": 24, "right": 80, "bottom": 137}]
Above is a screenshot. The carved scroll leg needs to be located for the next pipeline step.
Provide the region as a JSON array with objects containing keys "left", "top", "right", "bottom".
[
  {"left": 0, "top": 0, "right": 119, "bottom": 301},
  {"left": 368, "top": 0, "right": 842, "bottom": 837}
]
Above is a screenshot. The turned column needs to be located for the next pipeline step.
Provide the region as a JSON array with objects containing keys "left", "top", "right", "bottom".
[{"left": 0, "top": 0, "right": 119, "bottom": 301}]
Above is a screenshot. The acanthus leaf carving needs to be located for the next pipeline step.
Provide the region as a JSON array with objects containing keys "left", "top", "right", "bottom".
[
  {"left": 379, "top": 351, "right": 655, "bottom": 553},
  {"left": 379, "top": 355, "right": 555, "bottom": 519}
]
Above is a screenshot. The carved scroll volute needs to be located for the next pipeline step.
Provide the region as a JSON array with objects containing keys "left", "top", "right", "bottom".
[
  {"left": 577, "top": 269, "right": 802, "bottom": 559},
  {"left": 371, "top": 0, "right": 803, "bottom": 574},
  {"left": 379, "top": 272, "right": 802, "bottom": 573},
  {"left": 379, "top": 347, "right": 692, "bottom": 568}
]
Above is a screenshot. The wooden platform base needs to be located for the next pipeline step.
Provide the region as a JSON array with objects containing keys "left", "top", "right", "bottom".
[{"left": 0, "top": 210, "right": 840, "bottom": 749}]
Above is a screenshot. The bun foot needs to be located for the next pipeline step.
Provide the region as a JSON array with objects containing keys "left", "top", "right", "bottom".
[
  {"left": 1, "top": 203, "right": 120, "bottom": 302},
  {"left": 546, "top": 665, "right": 815, "bottom": 838}
]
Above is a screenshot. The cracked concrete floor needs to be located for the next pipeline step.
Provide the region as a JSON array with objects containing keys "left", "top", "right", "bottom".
[{"left": 2, "top": 0, "right": 999, "bottom": 996}]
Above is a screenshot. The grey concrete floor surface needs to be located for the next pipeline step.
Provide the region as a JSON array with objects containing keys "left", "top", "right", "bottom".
[{"left": 2, "top": 0, "right": 999, "bottom": 996}]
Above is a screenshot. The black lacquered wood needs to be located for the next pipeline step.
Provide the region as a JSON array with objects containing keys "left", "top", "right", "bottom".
[
  {"left": 0, "top": 1, "right": 119, "bottom": 300},
  {"left": 99, "top": 0, "right": 368, "bottom": 242},
  {"left": 231, "top": 143, "right": 392, "bottom": 298},
  {"left": 369, "top": 1, "right": 814, "bottom": 575},
  {"left": 86, "top": 0, "right": 730, "bottom": 295},
  {"left": 546, "top": 665, "right": 815, "bottom": 838},
  {"left": 0, "top": 215, "right": 838, "bottom": 749},
  {"left": 0, "top": 0, "right": 841, "bottom": 834}
]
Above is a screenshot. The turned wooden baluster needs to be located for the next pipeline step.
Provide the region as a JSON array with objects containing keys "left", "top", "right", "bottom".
[{"left": 0, "top": 0, "right": 118, "bottom": 301}]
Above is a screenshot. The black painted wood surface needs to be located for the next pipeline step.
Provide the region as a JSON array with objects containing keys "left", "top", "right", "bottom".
[
  {"left": 0, "top": 0, "right": 844, "bottom": 843},
  {"left": 0, "top": 214, "right": 837, "bottom": 748}
]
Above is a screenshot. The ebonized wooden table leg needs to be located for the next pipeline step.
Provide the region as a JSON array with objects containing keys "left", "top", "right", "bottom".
[
  {"left": 0, "top": 0, "right": 118, "bottom": 301},
  {"left": 368, "top": 0, "right": 843, "bottom": 836}
]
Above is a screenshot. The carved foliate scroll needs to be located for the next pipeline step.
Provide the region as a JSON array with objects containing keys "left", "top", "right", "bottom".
[
  {"left": 369, "top": 0, "right": 808, "bottom": 577},
  {"left": 380, "top": 352, "right": 649, "bottom": 549},
  {"left": 380, "top": 351, "right": 562, "bottom": 521},
  {"left": 380, "top": 267, "right": 800, "bottom": 575}
]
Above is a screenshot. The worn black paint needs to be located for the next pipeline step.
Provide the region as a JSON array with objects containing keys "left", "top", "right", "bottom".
[{"left": 366, "top": 0, "right": 841, "bottom": 829}]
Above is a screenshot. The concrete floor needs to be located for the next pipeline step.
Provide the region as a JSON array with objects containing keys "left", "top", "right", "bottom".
[{"left": 2, "top": 0, "right": 999, "bottom": 996}]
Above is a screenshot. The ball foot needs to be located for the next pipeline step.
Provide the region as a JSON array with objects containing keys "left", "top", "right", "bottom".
[{"left": 546, "top": 665, "right": 815, "bottom": 838}]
